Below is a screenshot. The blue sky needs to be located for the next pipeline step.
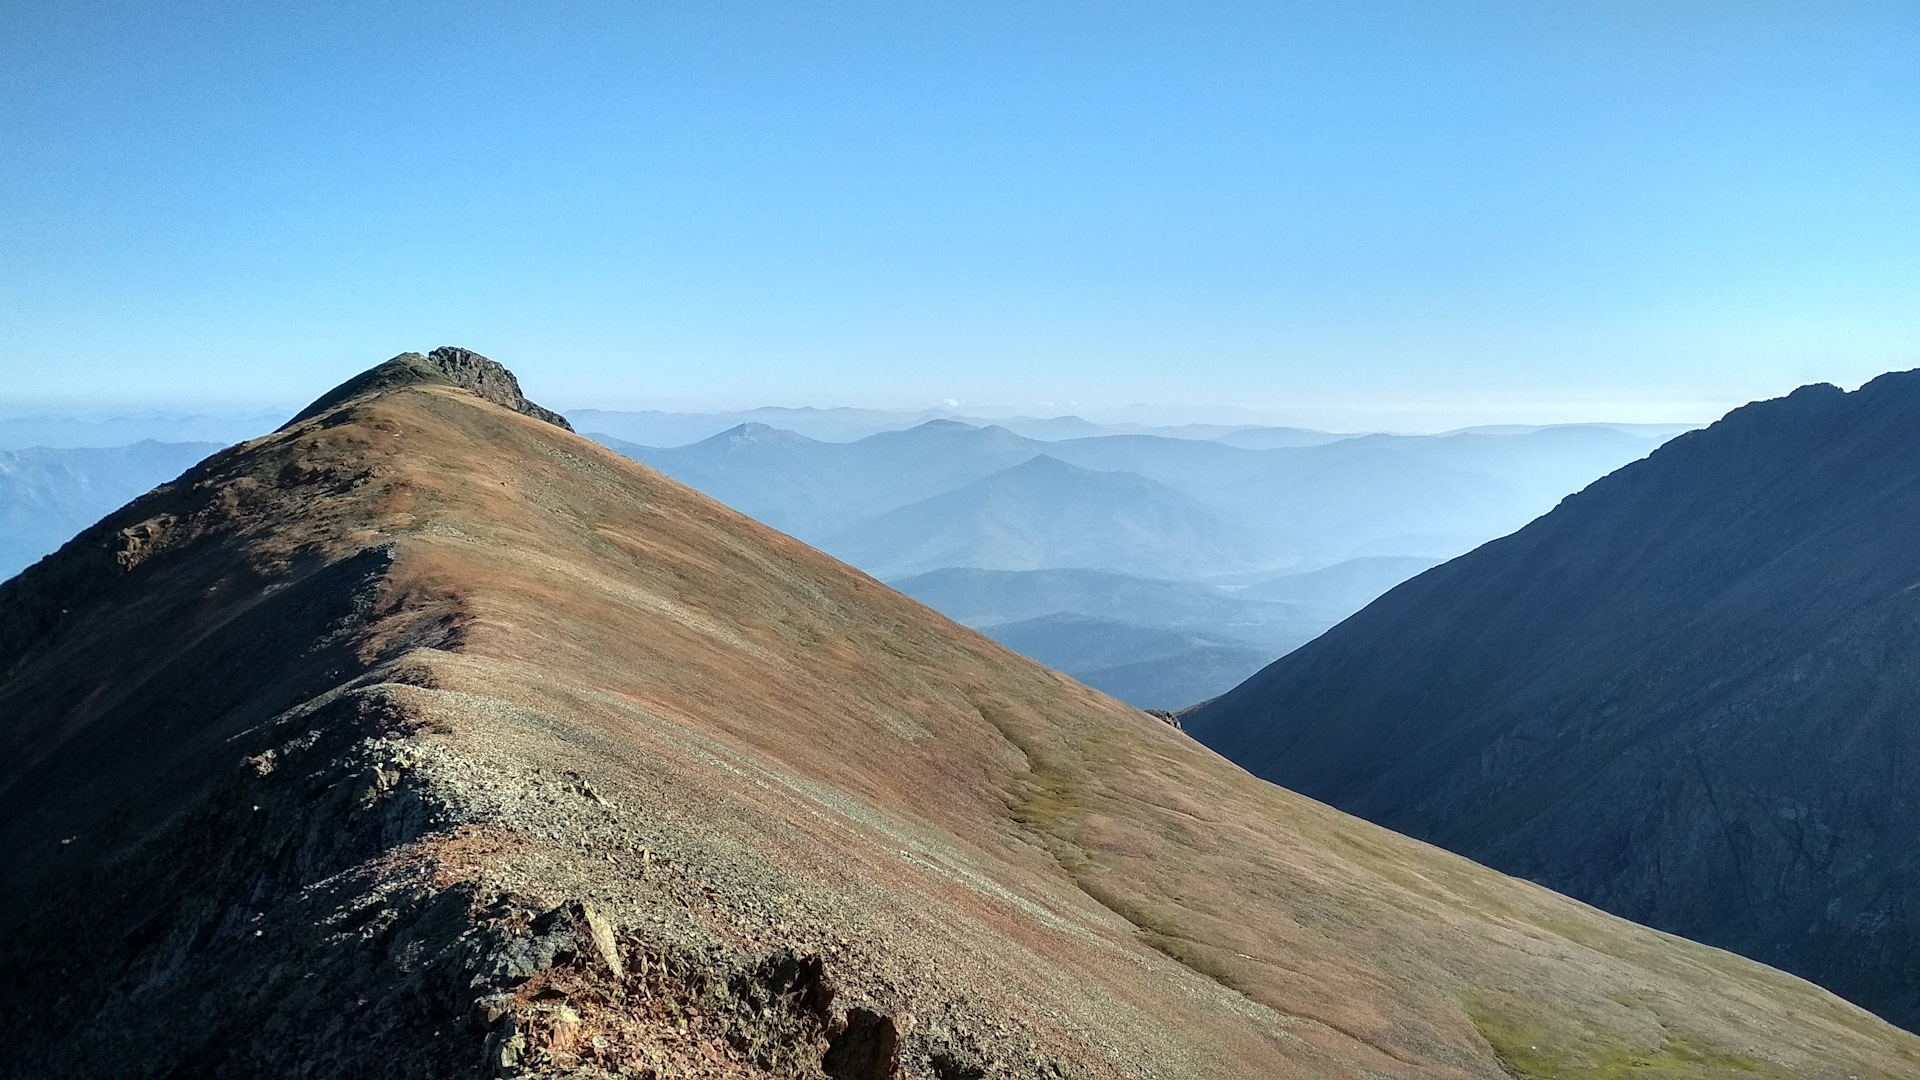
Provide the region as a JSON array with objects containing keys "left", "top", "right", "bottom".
[{"left": 3, "top": 1, "right": 1916, "bottom": 428}]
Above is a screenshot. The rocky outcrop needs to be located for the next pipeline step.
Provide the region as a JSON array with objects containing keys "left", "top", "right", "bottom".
[
  {"left": 1187, "top": 368, "right": 1920, "bottom": 1030},
  {"left": 287, "top": 346, "right": 573, "bottom": 431}
]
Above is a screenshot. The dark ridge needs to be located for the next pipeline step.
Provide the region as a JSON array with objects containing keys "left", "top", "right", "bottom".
[
  {"left": 1185, "top": 367, "right": 1920, "bottom": 1029},
  {"left": 286, "top": 346, "right": 573, "bottom": 431}
]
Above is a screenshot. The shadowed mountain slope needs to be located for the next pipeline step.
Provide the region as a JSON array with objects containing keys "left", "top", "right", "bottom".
[
  {"left": 1186, "top": 370, "right": 1920, "bottom": 1031},
  {"left": 3, "top": 352, "right": 1915, "bottom": 1079}
]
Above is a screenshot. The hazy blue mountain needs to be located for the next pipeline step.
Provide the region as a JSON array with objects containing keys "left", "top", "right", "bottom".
[
  {"left": 594, "top": 425, "right": 862, "bottom": 539},
  {"left": 821, "top": 455, "right": 1263, "bottom": 580},
  {"left": 593, "top": 417, "right": 1672, "bottom": 708},
  {"left": 0, "top": 412, "right": 280, "bottom": 450},
  {"left": 571, "top": 406, "right": 957, "bottom": 445},
  {"left": 0, "top": 441, "right": 222, "bottom": 578},
  {"left": 891, "top": 567, "right": 1317, "bottom": 644},
  {"left": 1367, "top": 426, "right": 1668, "bottom": 510},
  {"left": 598, "top": 420, "right": 1038, "bottom": 539},
  {"left": 1076, "top": 646, "right": 1277, "bottom": 712},
  {"left": 997, "top": 418, "right": 1347, "bottom": 442},
  {"left": 598, "top": 417, "right": 1669, "bottom": 575},
  {"left": 893, "top": 568, "right": 1328, "bottom": 708},
  {"left": 1444, "top": 421, "right": 1703, "bottom": 439},
  {"left": 1044, "top": 426, "right": 1662, "bottom": 565},
  {"left": 1184, "top": 370, "right": 1920, "bottom": 1028},
  {"left": 574, "top": 406, "right": 1355, "bottom": 447},
  {"left": 978, "top": 613, "right": 1279, "bottom": 710},
  {"left": 981, "top": 613, "right": 1250, "bottom": 674},
  {"left": 1212, "top": 426, "right": 1371, "bottom": 449},
  {"left": 1236, "top": 556, "right": 1444, "bottom": 617}
]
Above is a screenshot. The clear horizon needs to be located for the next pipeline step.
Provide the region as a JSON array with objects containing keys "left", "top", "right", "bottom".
[{"left": 0, "top": 382, "right": 1757, "bottom": 436}]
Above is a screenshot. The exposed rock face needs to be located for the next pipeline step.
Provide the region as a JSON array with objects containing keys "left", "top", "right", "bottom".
[
  {"left": 2, "top": 353, "right": 1917, "bottom": 1078},
  {"left": 1187, "top": 369, "right": 1920, "bottom": 1030},
  {"left": 288, "top": 345, "right": 574, "bottom": 431}
]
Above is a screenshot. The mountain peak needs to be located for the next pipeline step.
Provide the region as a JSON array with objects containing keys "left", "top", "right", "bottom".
[
  {"left": 1011, "top": 452, "right": 1074, "bottom": 471},
  {"left": 285, "top": 346, "right": 573, "bottom": 431},
  {"left": 707, "top": 421, "right": 818, "bottom": 446}
]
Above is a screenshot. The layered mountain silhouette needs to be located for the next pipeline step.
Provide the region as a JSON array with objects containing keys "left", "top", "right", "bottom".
[
  {"left": 891, "top": 568, "right": 1327, "bottom": 707},
  {"left": 5, "top": 349, "right": 1913, "bottom": 1077},
  {"left": 599, "top": 418, "right": 1666, "bottom": 573},
  {"left": 604, "top": 419, "right": 1662, "bottom": 708},
  {"left": 570, "top": 406, "right": 1351, "bottom": 446},
  {"left": 891, "top": 566, "right": 1317, "bottom": 640},
  {"left": 978, "top": 613, "right": 1273, "bottom": 711},
  {"left": 1187, "top": 370, "right": 1920, "bottom": 1030},
  {"left": 822, "top": 455, "right": 1263, "bottom": 580}
]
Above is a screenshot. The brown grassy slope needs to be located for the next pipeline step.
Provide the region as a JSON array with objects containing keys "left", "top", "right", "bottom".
[{"left": 2, "top": 378, "right": 1915, "bottom": 1080}]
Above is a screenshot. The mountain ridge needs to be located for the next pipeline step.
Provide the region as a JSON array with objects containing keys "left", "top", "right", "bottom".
[
  {"left": 1186, "top": 368, "right": 1920, "bottom": 1030},
  {"left": 5, "top": 354, "right": 1915, "bottom": 1078}
]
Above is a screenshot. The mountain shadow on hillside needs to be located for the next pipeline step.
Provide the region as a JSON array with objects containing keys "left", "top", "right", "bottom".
[{"left": 1186, "top": 369, "right": 1920, "bottom": 1030}]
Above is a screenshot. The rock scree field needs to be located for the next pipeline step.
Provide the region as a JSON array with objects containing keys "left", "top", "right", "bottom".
[{"left": 2, "top": 349, "right": 1915, "bottom": 1079}]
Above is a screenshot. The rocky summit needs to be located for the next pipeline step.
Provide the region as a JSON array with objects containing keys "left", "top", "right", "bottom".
[
  {"left": 1186, "top": 369, "right": 1920, "bottom": 1032},
  {"left": 2, "top": 352, "right": 1917, "bottom": 1079},
  {"left": 287, "top": 346, "right": 576, "bottom": 432}
]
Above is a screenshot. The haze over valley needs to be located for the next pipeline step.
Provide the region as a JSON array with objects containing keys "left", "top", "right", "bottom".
[
  {"left": 0, "top": 405, "right": 1674, "bottom": 708},
  {"left": 582, "top": 412, "right": 1673, "bottom": 705}
]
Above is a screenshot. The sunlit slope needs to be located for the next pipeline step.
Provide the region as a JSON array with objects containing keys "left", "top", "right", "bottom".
[{"left": 2, "top": 365, "right": 1913, "bottom": 1079}]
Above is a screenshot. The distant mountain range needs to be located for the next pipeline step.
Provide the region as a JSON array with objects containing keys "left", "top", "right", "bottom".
[
  {"left": 891, "top": 566, "right": 1321, "bottom": 645},
  {"left": 1187, "top": 369, "right": 1920, "bottom": 1029},
  {"left": 980, "top": 614, "right": 1274, "bottom": 712},
  {"left": 599, "top": 418, "right": 1672, "bottom": 708},
  {"left": 0, "top": 411, "right": 282, "bottom": 449},
  {"left": 827, "top": 455, "right": 1264, "bottom": 580},
  {"left": 0, "top": 441, "right": 224, "bottom": 578},
  {"left": 893, "top": 567, "right": 1333, "bottom": 708},
  {"left": 0, "top": 403, "right": 1678, "bottom": 712},
  {"left": 568, "top": 405, "right": 1697, "bottom": 449},
  {"left": 1236, "top": 555, "right": 1444, "bottom": 617},
  {"left": 598, "top": 418, "right": 1669, "bottom": 575},
  {"left": 567, "top": 405, "right": 1355, "bottom": 446}
]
